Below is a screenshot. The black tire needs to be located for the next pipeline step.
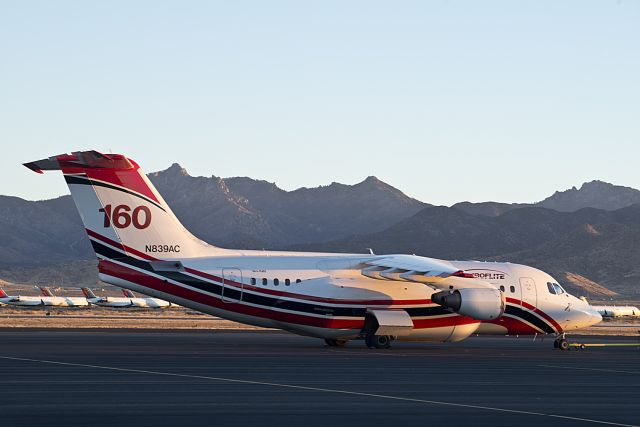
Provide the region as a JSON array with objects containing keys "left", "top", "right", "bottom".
[
  {"left": 558, "top": 339, "right": 570, "bottom": 351},
  {"left": 324, "top": 338, "right": 348, "bottom": 347},
  {"left": 553, "top": 339, "right": 559, "bottom": 349},
  {"left": 368, "top": 335, "right": 392, "bottom": 349}
]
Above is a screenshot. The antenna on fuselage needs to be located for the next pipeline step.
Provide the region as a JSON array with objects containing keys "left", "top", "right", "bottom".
[{"left": 367, "top": 248, "right": 375, "bottom": 255}]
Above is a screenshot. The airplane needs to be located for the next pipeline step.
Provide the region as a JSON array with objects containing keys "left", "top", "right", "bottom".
[
  {"left": 121, "top": 289, "right": 172, "bottom": 308},
  {"left": 24, "top": 151, "right": 602, "bottom": 350},
  {"left": 38, "top": 286, "right": 90, "bottom": 307},
  {"left": 0, "top": 287, "right": 53, "bottom": 306},
  {"left": 81, "top": 287, "right": 133, "bottom": 307},
  {"left": 590, "top": 304, "right": 640, "bottom": 318}
]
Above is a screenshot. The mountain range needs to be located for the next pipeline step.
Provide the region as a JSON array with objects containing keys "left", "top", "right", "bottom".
[{"left": 1, "top": 167, "right": 639, "bottom": 297}]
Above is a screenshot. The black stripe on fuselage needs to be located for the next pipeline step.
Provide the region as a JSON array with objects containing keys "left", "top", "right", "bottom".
[
  {"left": 89, "top": 240, "right": 452, "bottom": 319},
  {"left": 505, "top": 304, "right": 555, "bottom": 333},
  {"left": 65, "top": 175, "right": 166, "bottom": 212},
  {"left": 90, "top": 239, "right": 552, "bottom": 330}
]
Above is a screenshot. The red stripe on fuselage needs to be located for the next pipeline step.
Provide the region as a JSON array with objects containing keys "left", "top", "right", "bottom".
[
  {"left": 486, "top": 315, "right": 542, "bottom": 335},
  {"left": 86, "top": 228, "right": 433, "bottom": 306},
  {"left": 98, "top": 259, "right": 473, "bottom": 331}
]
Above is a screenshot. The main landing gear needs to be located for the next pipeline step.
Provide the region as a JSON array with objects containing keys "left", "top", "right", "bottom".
[
  {"left": 365, "top": 334, "right": 393, "bottom": 349},
  {"left": 553, "top": 334, "right": 570, "bottom": 351}
]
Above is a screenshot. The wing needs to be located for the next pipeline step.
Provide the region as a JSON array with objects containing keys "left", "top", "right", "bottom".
[{"left": 360, "top": 254, "right": 494, "bottom": 290}]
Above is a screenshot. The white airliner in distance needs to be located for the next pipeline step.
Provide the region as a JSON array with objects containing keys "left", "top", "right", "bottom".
[
  {"left": 81, "top": 287, "right": 133, "bottom": 307},
  {"left": 0, "top": 287, "right": 59, "bottom": 307},
  {"left": 24, "top": 151, "right": 602, "bottom": 350},
  {"left": 591, "top": 305, "right": 640, "bottom": 318},
  {"left": 39, "top": 287, "right": 90, "bottom": 307},
  {"left": 122, "top": 289, "right": 172, "bottom": 308},
  {"left": 0, "top": 288, "right": 44, "bottom": 306}
]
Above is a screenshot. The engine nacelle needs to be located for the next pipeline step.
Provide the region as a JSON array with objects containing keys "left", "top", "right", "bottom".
[{"left": 431, "top": 288, "right": 506, "bottom": 320}]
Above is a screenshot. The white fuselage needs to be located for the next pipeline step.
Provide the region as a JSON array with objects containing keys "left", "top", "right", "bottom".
[
  {"left": 86, "top": 297, "right": 133, "bottom": 308},
  {"left": 129, "top": 297, "right": 171, "bottom": 308},
  {"left": 97, "top": 249, "right": 601, "bottom": 342},
  {"left": 1, "top": 295, "right": 89, "bottom": 307}
]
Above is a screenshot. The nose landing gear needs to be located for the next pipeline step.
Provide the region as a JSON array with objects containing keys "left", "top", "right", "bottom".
[{"left": 553, "top": 333, "right": 570, "bottom": 350}]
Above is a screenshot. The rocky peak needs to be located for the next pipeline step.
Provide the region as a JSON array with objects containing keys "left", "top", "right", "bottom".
[{"left": 537, "top": 180, "right": 640, "bottom": 212}]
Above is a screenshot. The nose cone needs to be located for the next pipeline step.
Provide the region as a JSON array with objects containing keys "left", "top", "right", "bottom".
[
  {"left": 575, "top": 307, "right": 602, "bottom": 329},
  {"left": 562, "top": 306, "right": 602, "bottom": 331},
  {"left": 587, "top": 307, "right": 603, "bottom": 326}
]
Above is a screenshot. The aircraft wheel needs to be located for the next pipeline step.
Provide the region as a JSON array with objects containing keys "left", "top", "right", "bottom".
[
  {"left": 366, "top": 334, "right": 391, "bottom": 349},
  {"left": 324, "top": 338, "right": 348, "bottom": 347},
  {"left": 553, "top": 339, "right": 559, "bottom": 349},
  {"left": 558, "top": 339, "right": 570, "bottom": 351}
]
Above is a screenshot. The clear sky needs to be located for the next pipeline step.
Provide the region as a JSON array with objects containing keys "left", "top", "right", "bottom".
[{"left": 1, "top": 1, "right": 638, "bottom": 206}]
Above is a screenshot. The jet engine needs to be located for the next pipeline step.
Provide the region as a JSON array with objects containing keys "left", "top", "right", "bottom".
[{"left": 431, "top": 288, "right": 506, "bottom": 320}]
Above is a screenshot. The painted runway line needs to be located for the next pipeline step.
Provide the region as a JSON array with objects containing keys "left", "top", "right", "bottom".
[{"left": 1, "top": 355, "right": 637, "bottom": 427}]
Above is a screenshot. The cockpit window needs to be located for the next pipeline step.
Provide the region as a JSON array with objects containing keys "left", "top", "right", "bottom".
[{"left": 547, "top": 282, "right": 565, "bottom": 295}]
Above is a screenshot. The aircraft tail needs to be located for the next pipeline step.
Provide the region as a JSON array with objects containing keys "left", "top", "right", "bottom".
[
  {"left": 122, "top": 289, "right": 136, "bottom": 298},
  {"left": 24, "top": 151, "right": 229, "bottom": 265},
  {"left": 39, "top": 287, "right": 55, "bottom": 297},
  {"left": 81, "top": 287, "right": 97, "bottom": 299},
  {"left": 0, "top": 288, "right": 7, "bottom": 298}
]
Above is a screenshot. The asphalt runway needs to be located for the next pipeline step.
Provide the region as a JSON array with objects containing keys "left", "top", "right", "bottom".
[{"left": 0, "top": 330, "right": 638, "bottom": 427}]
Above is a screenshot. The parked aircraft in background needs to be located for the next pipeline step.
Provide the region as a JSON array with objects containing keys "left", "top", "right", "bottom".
[
  {"left": 39, "top": 287, "right": 90, "bottom": 307},
  {"left": 0, "top": 287, "right": 49, "bottom": 306},
  {"left": 0, "top": 289, "right": 19, "bottom": 305},
  {"left": 122, "top": 289, "right": 172, "bottom": 308},
  {"left": 25, "top": 151, "right": 602, "bottom": 350},
  {"left": 591, "top": 305, "right": 640, "bottom": 318},
  {"left": 81, "top": 287, "right": 132, "bottom": 307}
]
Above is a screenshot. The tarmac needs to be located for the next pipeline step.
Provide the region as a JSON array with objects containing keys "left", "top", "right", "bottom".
[{"left": 0, "top": 329, "right": 638, "bottom": 427}]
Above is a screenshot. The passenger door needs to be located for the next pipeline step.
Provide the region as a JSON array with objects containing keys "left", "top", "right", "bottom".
[
  {"left": 221, "top": 268, "right": 243, "bottom": 303},
  {"left": 519, "top": 277, "right": 537, "bottom": 308}
]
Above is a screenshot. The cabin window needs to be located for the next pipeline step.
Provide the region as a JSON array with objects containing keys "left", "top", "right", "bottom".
[
  {"left": 251, "top": 278, "right": 256, "bottom": 286},
  {"left": 285, "top": 279, "right": 290, "bottom": 286},
  {"left": 510, "top": 285, "right": 516, "bottom": 293},
  {"left": 262, "top": 278, "right": 268, "bottom": 286},
  {"left": 274, "top": 278, "right": 279, "bottom": 286},
  {"left": 296, "top": 279, "right": 302, "bottom": 283},
  {"left": 499, "top": 285, "right": 505, "bottom": 292}
]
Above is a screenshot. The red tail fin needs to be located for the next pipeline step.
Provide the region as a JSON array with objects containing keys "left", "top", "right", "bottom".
[
  {"left": 40, "top": 287, "right": 54, "bottom": 297},
  {"left": 122, "top": 289, "right": 136, "bottom": 298},
  {"left": 0, "top": 288, "right": 7, "bottom": 298},
  {"left": 81, "top": 287, "right": 97, "bottom": 299}
]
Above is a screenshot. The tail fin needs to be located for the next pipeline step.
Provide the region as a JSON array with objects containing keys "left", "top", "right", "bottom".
[
  {"left": 81, "top": 287, "right": 97, "bottom": 299},
  {"left": 0, "top": 288, "right": 7, "bottom": 298},
  {"left": 39, "top": 287, "right": 55, "bottom": 297},
  {"left": 24, "top": 151, "right": 228, "bottom": 263},
  {"left": 122, "top": 289, "right": 136, "bottom": 298}
]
